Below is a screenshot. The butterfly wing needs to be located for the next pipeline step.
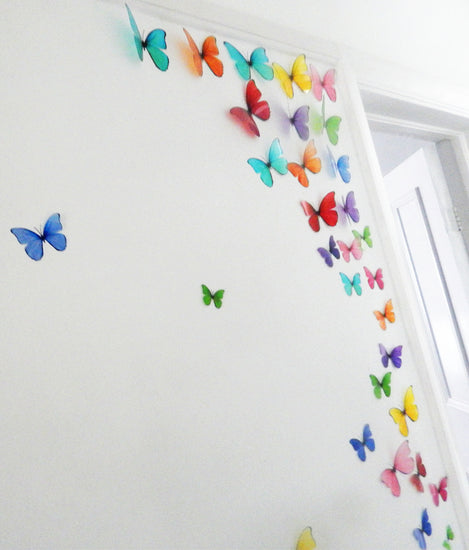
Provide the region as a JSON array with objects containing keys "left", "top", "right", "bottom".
[
  {"left": 413, "top": 528, "right": 427, "bottom": 550},
  {"left": 384, "top": 299, "right": 395, "bottom": 323},
  {"left": 223, "top": 41, "right": 250, "bottom": 79},
  {"left": 439, "top": 477, "right": 448, "bottom": 501},
  {"left": 379, "top": 343, "right": 389, "bottom": 367},
  {"left": 429, "top": 483, "right": 439, "bottom": 506},
  {"left": 352, "top": 273, "right": 362, "bottom": 295},
  {"left": 344, "top": 191, "right": 360, "bottom": 223},
  {"left": 370, "top": 375, "right": 383, "bottom": 399},
  {"left": 125, "top": 3, "right": 143, "bottom": 60},
  {"left": 317, "top": 246, "right": 333, "bottom": 267},
  {"left": 310, "top": 65, "right": 324, "bottom": 101},
  {"left": 381, "top": 372, "right": 392, "bottom": 397},
  {"left": 374, "top": 310, "right": 386, "bottom": 330},
  {"left": 325, "top": 115, "right": 342, "bottom": 145},
  {"left": 389, "top": 345, "right": 403, "bottom": 368},
  {"left": 245, "top": 80, "right": 270, "bottom": 121},
  {"left": 201, "top": 284, "right": 213, "bottom": 305},
  {"left": 318, "top": 191, "right": 338, "bottom": 227},
  {"left": 183, "top": 28, "right": 203, "bottom": 75},
  {"left": 421, "top": 508, "right": 432, "bottom": 536},
  {"left": 291, "top": 54, "right": 311, "bottom": 93},
  {"left": 374, "top": 267, "right": 384, "bottom": 289},
  {"left": 247, "top": 158, "right": 273, "bottom": 187},
  {"left": 329, "top": 235, "right": 340, "bottom": 259},
  {"left": 416, "top": 453, "right": 427, "bottom": 477},
  {"left": 337, "top": 241, "right": 351, "bottom": 262},
  {"left": 288, "top": 163, "right": 309, "bottom": 187},
  {"left": 296, "top": 527, "right": 316, "bottom": 550},
  {"left": 340, "top": 272, "right": 353, "bottom": 296},
  {"left": 337, "top": 155, "right": 351, "bottom": 183},
  {"left": 300, "top": 201, "right": 319, "bottom": 232},
  {"left": 43, "top": 213, "right": 67, "bottom": 251},
  {"left": 272, "top": 62, "right": 293, "bottom": 98},
  {"left": 362, "top": 423, "right": 375, "bottom": 452},
  {"left": 410, "top": 473, "right": 424, "bottom": 493},
  {"left": 10, "top": 228, "right": 44, "bottom": 261},
  {"left": 404, "top": 386, "right": 419, "bottom": 423},
  {"left": 381, "top": 468, "right": 401, "bottom": 497},
  {"left": 249, "top": 47, "right": 274, "bottom": 80},
  {"left": 201, "top": 35, "right": 223, "bottom": 76},
  {"left": 364, "top": 267, "right": 375, "bottom": 289},
  {"left": 291, "top": 105, "right": 310, "bottom": 140},
  {"left": 322, "top": 68, "right": 336, "bottom": 101},
  {"left": 144, "top": 29, "right": 169, "bottom": 70},
  {"left": 349, "top": 437, "right": 366, "bottom": 461},
  {"left": 230, "top": 107, "right": 259, "bottom": 136},
  {"left": 268, "top": 138, "right": 288, "bottom": 175},
  {"left": 394, "top": 440, "right": 414, "bottom": 474},
  {"left": 212, "top": 289, "right": 224, "bottom": 309},
  {"left": 389, "top": 406, "right": 409, "bottom": 436},
  {"left": 303, "top": 140, "right": 321, "bottom": 174}
]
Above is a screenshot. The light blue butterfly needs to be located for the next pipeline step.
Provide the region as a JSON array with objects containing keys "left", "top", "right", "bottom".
[
  {"left": 247, "top": 138, "right": 288, "bottom": 187},
  {"left": 223, "top": 42, "right": 273, "bottom": 81},
  {"left": 339, "top": 272, "right": 362, "bottom": 296},
  {"left": 327, "top": 146, "right": 351, "bottom": 183},
  {"left": 11, "top": 213, "right": 67, "bottom": 261}
]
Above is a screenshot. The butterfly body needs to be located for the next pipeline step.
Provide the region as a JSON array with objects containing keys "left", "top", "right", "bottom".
[
  {"left": 300, "top": 192, "right": 338, "bottom": 232},
  {"left": 11, "top": 213, "right": 67, "bottom": 261},
  {"left": 413, "top": 508, "right": 432, "bottom": 549},
  {"left": 374, "top": 299, "right": 395, "bottom": 330},
  {"left": 272, "top": 54, "right": 311, "bottom": 98},
  {"left": 380, "top": 439, "right": 414, "bottom": 496},
  {"left": 224, "top": 42, "right": 273, "bottom": 80},
  {"left": 230, "top": 79, "right": 270, "bottom": 137},
  {"left": 201, "top": 284, "right": 224, "bottom": 308},
  {"left": 287, "top": 140, "right": 321, "bottom": 187},
  {"left": 349, "top": 423, "right": 375, "bottom": 461},
  {"left": 389, "top": 385, "right": 418, "bottom": 436},
  {"left": 317, "top": 235, "right": 340, "bottom": 267},
  {"left": 370, "top": 372, "right": 392, "bottom": 398},
  {"left": 379, "top": 343, "right": 402, "bottom": 368},
  {"left": 183, "top": 28, "right": 223, "bottom": 77},
  {"left": 248, "top": 138, "right": 288, "bottom": 187}
]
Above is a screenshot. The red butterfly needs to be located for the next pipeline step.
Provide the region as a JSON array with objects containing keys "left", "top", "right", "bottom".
[
  {"left": 364, "top": 267, "right": 384, "bottom": 289},
  {"left": 429, "top": 476, "right": 448, "bottom": 506},
  {"left": 300, "top": 192, "right": 338, "bottom": 232},
  {"left": 410, "top": 452, "right": 427, "bottom": 492},
  {"left": 230, "top": 80, "right": 270, "bottom": 137}
]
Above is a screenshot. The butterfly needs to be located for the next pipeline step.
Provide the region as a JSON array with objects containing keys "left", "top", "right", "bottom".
[
  {"left": 310, "top": 65, "right": 336, "bottom": 102},
  {"left": 230, "top": 79, "right": 270, "bottom": 137},
  {"left": 352, "top": 226, "right": 372, "bottom": 248},
  {"left": 337, "top": 191, "right": 360, "bottom": 224},
  {"left": 349, "top": 423, "right": 375, "bottom": 462},
  {"left": 272, "top": 54, "right": 311, "bottom": 98},
  {"left": 11, "top": 213, "right": 67, "bottom": 261},
  {"left": 374, "top": 299, "right": 395, "bottom": 330},
  {"left": 429, "top": 477, "right": 448, "bottom": 506},
  {"left": 317, "top": 235, "right": 340, "bottom": 267},
  {"left": 340, "top": 272, "right": 362, "bottom": 296},
  {"left": 443, "top": 525, "right": 454, "bottom": 550},
  {"left": 389, "top": 386, "right": 419, "bottom": 437},
  {"left": 296, "top": 526, "right": 316, "bottom": 550},
  {"left": 311, "top": 99, "right": 341, "bottom": 145},
  {"left": 413, "top": 509, "right": 432, "bottom": 549},
  {"left": 125, "top": 4, "right": 169, "bottom": 71},
  {"left": 379, "top": 343, "right": 402, "bottom": 368},
  {"left": 287, "top": 105, "right": 310, "bottom": 140},
  {"left": 410, "top": 453, "right": 427, "bottom": 493},
  {"left": 380, "top": 439, "right": 414, "bottom": 497},
  {"left": 337, "top": 238, "right": 362, "bottom": 262},
  {"left": 287, "top": 140, "right": 321, "bottom": 187},
  {"left": 223, "top": 41, "right": 273, "bottom": 80},
  {"left": 364, "top": 267, "right": 384, "bottom": 289},
  {"left": 369, "top": 372, "right": 392, "bottom": 399},
  {"left": 326, "top": 147, "right": 350, "bottom": 183},
  {"left": 201, "top": 284, "right": 224, "bottom": 308},
  {"left": 183, "top": 28, "right": 223, "bottom": 77},
  {"left": 247, "top": 138, "right": 288, "bottom": 187},
  {"left": 300, "top": 192, "right": 338, "bottom": 232}
]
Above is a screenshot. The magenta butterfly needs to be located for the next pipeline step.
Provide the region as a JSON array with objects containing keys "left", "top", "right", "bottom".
[
  {"left": 364, "top": 266, "right": 384, "bottom": 289},
  {"left": 337, "top": 238, "right": 362, "bottom": 262},
  {"left": 429, "top": 477, "right": 448, "bottom": 506},
  {"left": 380, "top": 440, "right": 414, "bottom": 497}
]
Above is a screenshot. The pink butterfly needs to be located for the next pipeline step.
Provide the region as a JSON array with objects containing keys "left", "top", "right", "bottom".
[
  {"left": 429, "top": 476, "right": 448, "bottom": 506},
  {"left": 410, "top": 452, "right": 427, "bottom": 493},
  {"left": 364, "top": 267, "right": 384, "bottom": 289},
  {"left": 380, "top": 440, "right": 414, "bottom": 497},
  {"left": 310, "top": 65, "right": 336, "bottom": 102},
  {"left": 337, "top": 238, "right": 362, "bottom": 262}
]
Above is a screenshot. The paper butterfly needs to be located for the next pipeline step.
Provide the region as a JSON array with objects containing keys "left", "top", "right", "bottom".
[
  {"left": 223, "top": 42, "right": 273, "bottom": 80},
  {"left": 310, "top": 65, "right": 336, "bottom": 102},
  {"left": 125, "top": 4, "right": 169, "bottom": 71},
  {"left": 287, "top": 140, "right": 321, "bottom": 187},
  {"left": 337, "top": 191, "right": 360, "bottom": 224},
  {"left": 352, "top": 226, "right": 372, "bottom": 248},
  {"left": 337, "top": 238, "right": 362, "bottom": 262},
  {"left": 340, "top": 272, "right": 362, "bottom": 296},
  {"left": 317, "top": 235, "right": 340, "bottom": 267},
  {"left": 327, "top": 147, "right": 350, "bottom": 183},
  {"left": 247, "top": 138, "right": 288, "bottom": 187},
  {"left": 287, "top": 105, "right": 310, "bottom": 140},
  {"left": 410, "top": 452, "right": 427, "bottom": 492},
  {"left": 443, "top": 525, "right": 454, "bottom": 550},
  {"left": 183, "top": 28, "right": 223, "bottom": 77},
  {"left": 300, "top": 192, "right": 338, "bottom": 232},
  {"left": 389, "top": 385, "right": 419, "bottom": 437},
  {"left": 379, "top": 343, "right": 402, "bottom": 368},
  {"left": 413, "top": 509, "right": 432, "bottom": 549},
  {"left": 201, "top": 284, "right": 224, "bottom": 308},
  {"left": 364, "top": 267, "right": 384, "bottom": 289},
  {"left": 230, "top": 79, "right": 270, "bottom": 137},
  {"left": 311, "top": 99, "right": 341, "bottom": 145},
  {"left": 11, "top": 213, "right": 67, "bottom": 261},
  {"left": 296, "top": 526, "right": 316, "bottom": 550},
  {"left": 370, "top": 372, "right": 392, "bottom": 398},
  {"left": 272, "top": 54, "right": 311, "bottom": 98},
  {"left": 374, "top": 299, "right": 395, "bottom": 330},
  {"left": 429, "top": 477, "right": 448, "bottom": 506},
  {"left": 380, "top": 439, "right": 414, "bottom": 497},
  {"left": 349, "top": 424, "right": 375, "bottom": 462}
]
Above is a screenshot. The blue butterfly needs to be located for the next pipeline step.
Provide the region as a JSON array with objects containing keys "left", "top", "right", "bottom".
[
  {"left": 11, "top": 213, "right": 67, "bottom": 261},
  {"left": 340, "top": 272, "right": 362, "bottom": 296},
  {"left": 125, "top": 4, "right": 169, "bottom": 71},
  {"left": 349, "top": 424, "right": 375, "bottom": 461},
  {"left": 247, "top": 138, "right": 288, "bottom": 187},
  {"left": 223, "top": 42, "right": 273, "bottom": 81},
  {"left": 327, "top": 146, "right": 351, "bottom": 183},
  {"left": 413, "top": 509, "right": 432, "bottom": 549}
]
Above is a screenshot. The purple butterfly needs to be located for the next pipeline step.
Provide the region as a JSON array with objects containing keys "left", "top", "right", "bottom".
[
  {"left": 337, "top": 191, "right": 360, "bottom": 224},
  {"left": 317, "top": 235, "right": 340, "bottom": 267},
  {"left": 289, "top": 105, "right": 310, "bottom": 140},
  {"left": 379, "top": 344, "right": 403, "bottom": 368}
]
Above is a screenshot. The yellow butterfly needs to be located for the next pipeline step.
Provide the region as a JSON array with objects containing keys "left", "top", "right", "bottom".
[
  {"left": 296, "top": 527, "right": 316, "bottom": 550},
  {"left": 389, "top": 386, "right": 419, "bottom": 436},
  {"left": 272, "top": 54, "right": 311, "bottom": 98}
]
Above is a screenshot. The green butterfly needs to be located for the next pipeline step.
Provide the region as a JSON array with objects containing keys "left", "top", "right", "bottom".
[
  {"left": 311, "top": 98, "right": 341, "bottom": 145},
  {"left": 352, "top": 226, "right": 373, "bottom": 248},
  {"left": 443, "top": 524, "right": 454, "bottom": 549},
  {"left": 201, "top": 284, "right": 224, "bottom": 308},
  {"left": 369, "top": 372, "right": 392, "bottom": 399}
]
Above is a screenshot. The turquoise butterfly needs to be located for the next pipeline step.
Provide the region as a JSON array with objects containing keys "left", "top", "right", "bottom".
[
  {"left": 339, "top": 272, "right": 362, "bottom": 296},
  {"left": 224, "top": 41, "right": 273, "bottom": 80},
  {"left": 247, "top": 138, "right": 288, "bottom": 187}
]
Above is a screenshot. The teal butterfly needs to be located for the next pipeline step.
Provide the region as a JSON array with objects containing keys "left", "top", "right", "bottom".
[
  {"left": 224, "top": 42, "right": 273, "bottom": 80},
  {"left": 370, "top": 372, "right": 392, "bottom": 398},
  {"left": 311, "top": 98, "right": 341, "bottom": 145},
  {"left": 339, "top": 272, "right": 362, "bottom": 296},
  {"left": 352, "top": 226, "right": 373, "bottom": 248},
  {"left": 247, "top": 138, "right": 288, "bottom": 187},
  {"left": 125, "top": 4, "right": 169, "bottom": 71},
  {"left": 201, "top": 284, "right": 224, "bottom": 308}
]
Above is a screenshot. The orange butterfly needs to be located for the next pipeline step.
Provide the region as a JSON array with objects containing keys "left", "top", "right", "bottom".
[
  {"left": 287, "top": 140, "right": 321, "bottom": 187},
  {"left": 374, "top": 299, "right": 395, "bottom": 330},
  {"left": 183, "top": 28, "right": 223, "bottom": 77}
]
